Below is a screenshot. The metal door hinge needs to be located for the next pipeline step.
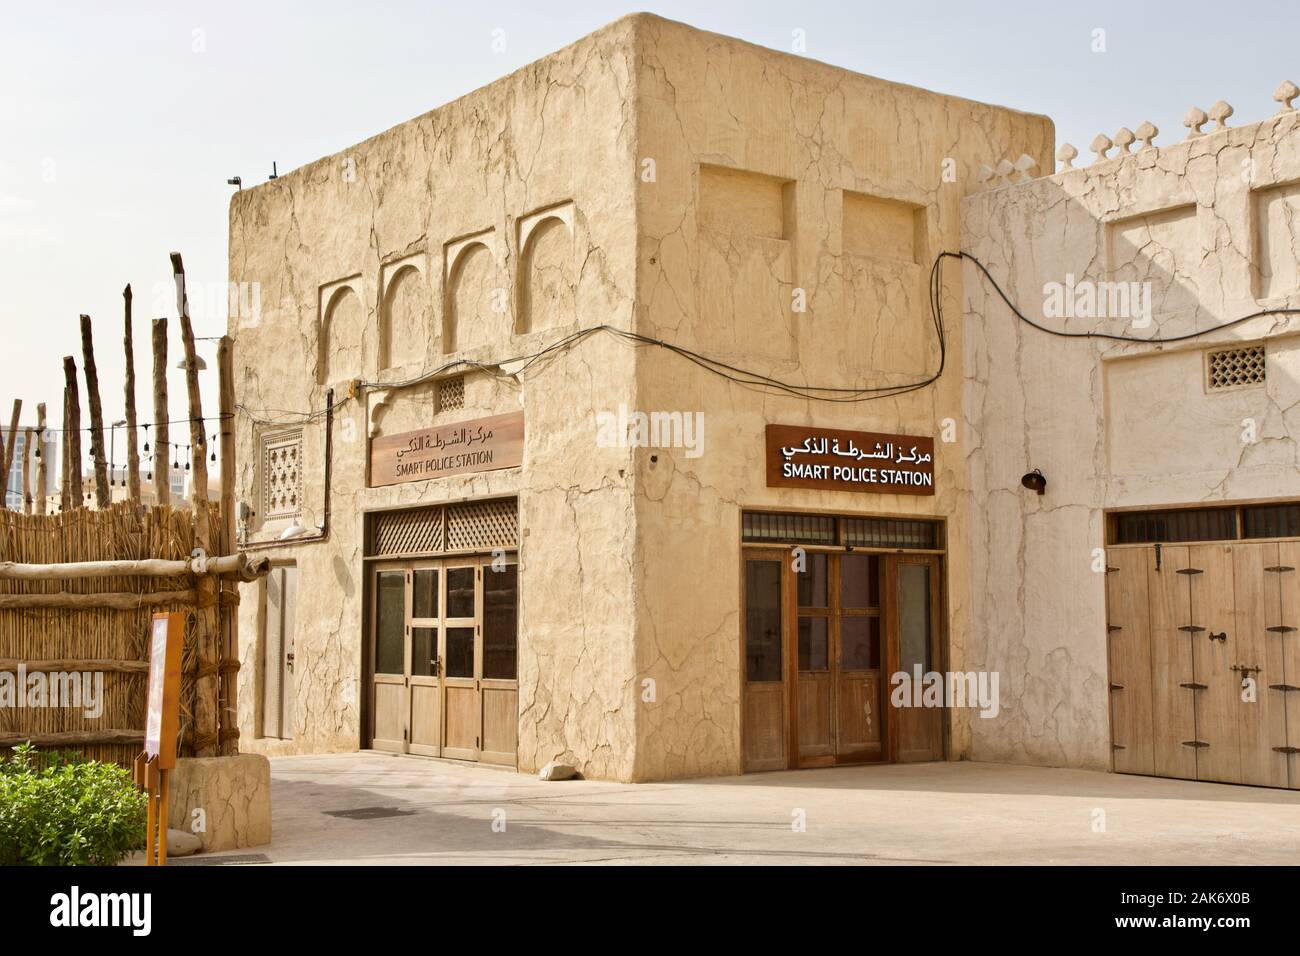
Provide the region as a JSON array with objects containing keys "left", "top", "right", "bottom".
[
  {"left": 1179, "top": 681, "right": 1208, "bottom": 690},
  {"left": 1181, "top": 740, "right": 1210, "bottom": 748},
  {"left": 1267, "top": 625, "right": 1298, "bottom": 634},
  {"left": 1265, "top": 566, "right": 1296, "bottom": 574},
  {"left": 1178, "top": 625, "right": 1206, "bottom": 633},
  {"left": 1107, "top": 624, "right": 1123, "bottom": 632},
  {"left": 1176, "top": 567, "right": 1204, "bottom": 576}
]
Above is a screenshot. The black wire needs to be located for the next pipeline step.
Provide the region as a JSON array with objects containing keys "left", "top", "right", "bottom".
[
  {"left": 363, "top": 295, "right": 948, "bottom": 405},
  {"left": 949, "top": 250, "right": 1300, "bottom": 342}
]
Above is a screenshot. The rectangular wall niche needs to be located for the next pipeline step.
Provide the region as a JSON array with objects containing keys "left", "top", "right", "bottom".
[
  {"left": 697, "top": 165, "right": 792, "bottom": 239},
  {"left": 841, "top": 192, "right": 922, "bottom": 263},
  {"left": 1254, "top": 181, "right": 1300, "bottom": 299},
  {"left": 262, "top": 429, "right": 304, "bottom": 521}
]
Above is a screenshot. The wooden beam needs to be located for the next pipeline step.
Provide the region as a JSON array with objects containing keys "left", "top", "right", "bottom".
[
  {"left": 218, "top": 334, "right": 240, "bottom": 754},
  {"left": 151, "top": 318, "right": 169, "bottom": 507},
  {"left": 34, "top": 403, "right": 47, "bottom": 515},
  {"left": 80, "top": 315, "right": 110, "bottom": 508},
  {"left": 0, "top": 658, "right": 150, "bottom": 674},
  {"left": 21, "top": 426, "right": 32, "bottom": 514},
  {"left": 123, "top": 285, "right": 141, "bottom": 506},
  {"left": 1, "top": 399, "right": 20, "bottom": 509},
  {"left": 0, "top": 589, "right": 197, "bottom": 611},
  {"left": 173, "top": 251, "right": 219, "bottom": 757},
  {"left": 62, "top": 358, "right": 83, "bottom": 506},
  {"left": 0, "top": 552, "right": 269, "bottom": 581},
  {"left": 0, "top": 730, "right": 144, "bottom": 748}
]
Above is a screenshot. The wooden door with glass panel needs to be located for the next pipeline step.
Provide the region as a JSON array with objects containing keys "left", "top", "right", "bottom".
[
  {"left": 368, "top": 556, "right": 519, "bottom": 765},
  {"left": 370, "top": 566, "right": 414, "bottom": 754},
  {"left": 440, "top": 562, "right": 480, "bottom": 760},
  {"left": 795, "top": 552, "right": 885, "bottom": 767},
  {"left": 742, "top": 551, "right": 790, "bottom": 772},
  {"left": 884, "top": 554, "right": 944, "bottom": 762},
  {"left": 407, "top": 565, "right": 442, "bottom": 756}
]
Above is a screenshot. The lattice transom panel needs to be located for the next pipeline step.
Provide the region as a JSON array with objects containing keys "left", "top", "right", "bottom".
[
  {"left": 1208, "top": 345, "right": 1266, "bottom": 389},
  {"left": 445, "top": 499, "right": 518, "bottom": 552},
  {"left": 372, "top": 507, "right": 445, "bottom": 556},
  {"left": 262, "top": 430, "right": 303, "bottom": 520},
  {"left": 369, "top": 499, "right": 519, "bottom": 557},
  {"left": 438, "top": 376, "right": 465, "bottom": 412}
]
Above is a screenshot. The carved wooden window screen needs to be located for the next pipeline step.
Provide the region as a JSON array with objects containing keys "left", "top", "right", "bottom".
[{"left": 263, "top": 429, "right": 304, "bottom": 520}]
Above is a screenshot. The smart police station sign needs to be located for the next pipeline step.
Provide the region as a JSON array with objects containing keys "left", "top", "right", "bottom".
[
  {"left": 765, "top": 424, "right": 935, "bottom": 495},
  {"left": 370, "top": 411, "right": 524, "bottom": 487}
]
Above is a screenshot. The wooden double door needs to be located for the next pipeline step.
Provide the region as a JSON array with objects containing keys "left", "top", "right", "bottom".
[
  {"left": 368, "top": 555, "right": 518, "bottom": 765},
  {"left": 1107, "top": 541, "right": 1300, "bottom": 788},
  {"left": 742, "top": 549, "right": 944, "bottom": 771}
]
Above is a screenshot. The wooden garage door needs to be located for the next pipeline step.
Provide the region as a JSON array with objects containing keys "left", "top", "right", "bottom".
[{"left": 1106, "top": 542, "right": 1300, "bottom": 788}]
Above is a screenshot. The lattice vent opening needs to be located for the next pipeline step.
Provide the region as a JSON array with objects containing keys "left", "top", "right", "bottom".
[
  {"left": 1207, "top": 345, "right": 1265, "bottom": 390},
  {"left": 438, "top": 376, "right": 465, "bottom": 412}
]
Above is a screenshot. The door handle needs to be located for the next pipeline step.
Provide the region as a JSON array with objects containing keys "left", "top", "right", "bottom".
[
  {"left": 285, "top": 652, "right": 295, "bottom": 671},
  {"left": 430, "top": 656, "right": 441, "bottom": 674},
  {"left": 1209, "top": 631, "right": 1227, "bottom": 643}
]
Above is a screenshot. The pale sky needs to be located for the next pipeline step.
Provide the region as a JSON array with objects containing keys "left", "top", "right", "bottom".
[{"left": 2, "top": 0, "right": 1296, "bottom": 478}]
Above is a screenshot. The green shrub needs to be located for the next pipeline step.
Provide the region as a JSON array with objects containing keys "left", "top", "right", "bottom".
[{"left": 0, "top": 743, "right": 147, "bottom": 866}]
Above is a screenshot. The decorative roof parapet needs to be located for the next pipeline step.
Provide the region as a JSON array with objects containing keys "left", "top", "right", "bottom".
[
  {"left": 1277, "top": 80, "right": 1299, "bottom": 112},
  {"left": 1208, "top": 100, "right": 1234, "bottom": 129},
  {"left": 1034, "top": 82, "right": 1294, "bottom": 183},
  {"left": 1089, "top": 133, "right": 1113, "bottom": 164}
]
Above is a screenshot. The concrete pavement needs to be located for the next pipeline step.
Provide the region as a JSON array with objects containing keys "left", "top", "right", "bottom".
[{"left": 187, "top": 752, "right": 1300, "bottom": 865}]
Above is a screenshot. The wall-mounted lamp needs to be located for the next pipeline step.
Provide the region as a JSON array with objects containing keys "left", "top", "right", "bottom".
[{"left": 1020, "top": 468, "right": 1047, "bottom": 496}]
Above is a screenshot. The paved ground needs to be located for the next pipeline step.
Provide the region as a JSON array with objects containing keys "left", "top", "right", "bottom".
[{"left": 190, "top": 752, "right": 1300, "bottom": 865}]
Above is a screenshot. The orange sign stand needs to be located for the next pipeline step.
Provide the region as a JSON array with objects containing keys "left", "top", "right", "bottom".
[{"left": 134, "top": 612, "right": 183, "bottom": 866}]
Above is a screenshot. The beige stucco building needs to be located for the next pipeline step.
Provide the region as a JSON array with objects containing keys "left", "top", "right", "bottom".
[{"left": 228, "top": 14, "right": 1300, "bottom": 789}]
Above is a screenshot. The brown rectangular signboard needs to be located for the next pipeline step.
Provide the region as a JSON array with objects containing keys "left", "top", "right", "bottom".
[
  {"left": 144, "top": 612, "right": 183, "bottom": 769},
  {"left": 370, "top": 411, "right": 524, "bottom": 487},
  {"left": 766, "top": 423, "right": 935, "bottom": 495}
]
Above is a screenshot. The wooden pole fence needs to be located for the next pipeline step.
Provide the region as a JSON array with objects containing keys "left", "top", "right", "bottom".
[
  {"left": 173, "top": 252, "right": 219, "bottom": 757},
  {"left": 1, "top": 399, "right": 21, "bottom": 507},
  {"left": 35, "top": 403, "right": 47, "bottom": 515},
  {"left": 62, "top": 358, "right": 83, "bottom": 506},
  {"left": 123, "top": 285, "right": 141, "bottom": 507}
]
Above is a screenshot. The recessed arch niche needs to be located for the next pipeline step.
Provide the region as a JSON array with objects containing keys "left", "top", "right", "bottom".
[
  {"left": 444, "top": 230, "right": 505, "bottom": 353},
  {"left": 517, "top": 202, "right": 576, "bottom": 334},
  {"left": 379, "top": 256, "right": 431, "bottom": 370},
  {"left": 318, "top": 278, "right": 364, "bottom": 385}
]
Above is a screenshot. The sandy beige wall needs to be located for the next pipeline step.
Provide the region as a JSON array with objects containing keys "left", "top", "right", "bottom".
[
  {"left": 628, "top": 16, "right": 1054, "bottom": 780},
  {"left": 228, "top": 18, "right": 642, "bottom": 778},
  {"left": 961, "top": 109, "right": 1300, "bottom": 769}
]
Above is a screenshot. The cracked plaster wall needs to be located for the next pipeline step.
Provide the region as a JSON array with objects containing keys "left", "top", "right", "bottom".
[
  {"left": 225, "top": 12, "right": 1066, "bottom": 782},
  {"left": 228, "top": 16, "right": 640, "bottom": 779},
  {"left": 628, "top": 15, "right": 1053, "bottom": 779},
  {"left": 961, "top": 109, "right": 1300, "bottom": 771}
]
